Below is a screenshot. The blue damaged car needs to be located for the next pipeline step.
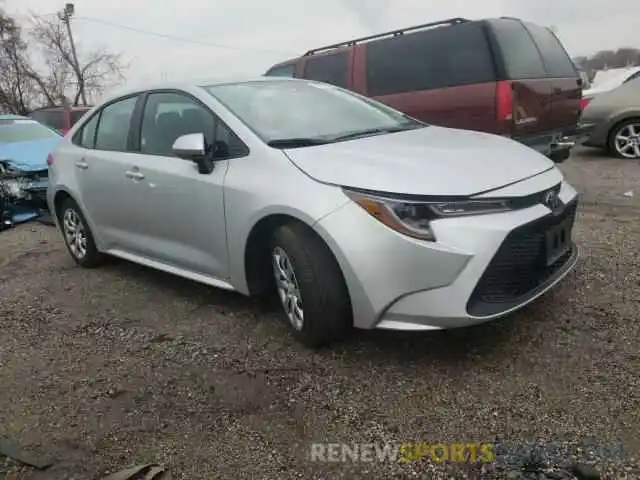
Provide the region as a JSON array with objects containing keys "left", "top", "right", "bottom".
[{"left": 0, "top": 115, "right": 62, "bottom": 226}]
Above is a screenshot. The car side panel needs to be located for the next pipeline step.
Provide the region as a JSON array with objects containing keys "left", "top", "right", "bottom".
[
  {"left": 585, "top": 109, "right": 640, "bottom": 147},
  {"left": 368, "top": 83, "right": 498, "bottom": 133}
]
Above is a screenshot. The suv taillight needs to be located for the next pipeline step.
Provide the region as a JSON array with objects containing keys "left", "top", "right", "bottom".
[
  {"left": 47, "top": 153, "right": 54, "bottom": 166},
  {"left": 496, "top": 80, "right": 514, "bottom": 132},
  {"left": 580, "top": 97, "right": 591, "bottom": 110}
]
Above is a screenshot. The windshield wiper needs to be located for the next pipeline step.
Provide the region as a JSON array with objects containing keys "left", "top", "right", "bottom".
[
  {"left": 329, "top": 124, "right": 424, "bottom": 142},
  {"left": 267, "top": 138, "right": 331, "bottom": 149}
]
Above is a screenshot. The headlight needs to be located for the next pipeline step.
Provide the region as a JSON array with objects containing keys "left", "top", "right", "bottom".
[
  {"left": 343, "top": 190, "right": 512, "bottom": 242},
  {"left": 2, "top": 179, "right": 25, "bottom": 199}
]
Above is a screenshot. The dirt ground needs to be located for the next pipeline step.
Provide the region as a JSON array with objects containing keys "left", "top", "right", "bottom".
[{"left": 1, "top": 147, "right": 639, "bottom": 479}]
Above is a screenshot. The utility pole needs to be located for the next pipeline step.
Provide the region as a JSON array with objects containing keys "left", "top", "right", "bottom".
[{"left": 59, "top": 3, "right": 87, "bottom": 106}]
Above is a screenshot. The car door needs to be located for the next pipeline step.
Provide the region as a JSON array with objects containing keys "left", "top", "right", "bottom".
[
  {"left": 119, "top": 90, "right": 236, "bottom": 280},
  {"left": 72, "top": 94, "right": 143, "bottom": 250}
]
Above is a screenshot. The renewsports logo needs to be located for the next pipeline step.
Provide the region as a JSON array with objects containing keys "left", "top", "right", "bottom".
[{"left": 309, "top": 442, "right": 495, "bottom": 463}]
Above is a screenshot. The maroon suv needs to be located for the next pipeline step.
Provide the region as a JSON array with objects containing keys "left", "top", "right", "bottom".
[
  {"left": 30, "top": 105, "right": 92, "bottom": 136},
  {"left": 265, "top": 17, "right": 588, "bottom": 163}
]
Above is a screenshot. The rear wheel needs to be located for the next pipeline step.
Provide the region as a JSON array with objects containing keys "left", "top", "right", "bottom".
[
  {"left": 270, "top": 222, "right": 352, "bottom": 348},
  {"left": 59, "top": 198, "right": 105, "bottom": 267},
  {"left": 607, "top": 118, "right": 640, "bottom": 159}
]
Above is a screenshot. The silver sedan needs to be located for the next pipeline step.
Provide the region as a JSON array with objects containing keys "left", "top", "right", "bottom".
[
  {"left": 581, "top": 78, "right": 640, "bottom": 159},
  {"left": 47, "top": 77, "right": 579, "bottom": 347}
]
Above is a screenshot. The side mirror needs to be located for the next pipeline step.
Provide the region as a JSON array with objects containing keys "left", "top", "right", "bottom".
[
  {"left": 172, "top": 133, "right": 214, "bottom": 174},
  {"left": 172, "top": 133, "right": 206, "bottom": 160}
]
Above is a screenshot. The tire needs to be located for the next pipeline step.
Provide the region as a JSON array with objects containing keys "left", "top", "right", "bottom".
[
  {"left": 58, "top": 198, "right": 106, "bottom": 267},
  {"left": 607, "top": 118, "right": 640, "bottom": 159},
  {"left": 270, "top": 222, "right": 352, "bottom": 348}
]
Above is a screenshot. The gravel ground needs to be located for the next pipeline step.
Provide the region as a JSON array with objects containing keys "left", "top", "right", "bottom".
[{"left": 0, "top": 147, "right": 639, "bottom": 479}]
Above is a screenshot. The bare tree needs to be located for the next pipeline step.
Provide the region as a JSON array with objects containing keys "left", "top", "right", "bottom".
[
  {"left": 29, "top": 15, "right": 126, "bottom": 106},
  {"left": 0, "top": 10, "right": 33, "bottom": 114},
  {"left": 576, "top": 48, "right": 640, "bottom": 73},
  {"left": 1, "top": 7, "right": 126, "bottom": 114}
]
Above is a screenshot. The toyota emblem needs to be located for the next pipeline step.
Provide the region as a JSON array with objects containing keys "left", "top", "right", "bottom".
[{"left": 543, "top": 189, "right": 561, "bottom": 211}]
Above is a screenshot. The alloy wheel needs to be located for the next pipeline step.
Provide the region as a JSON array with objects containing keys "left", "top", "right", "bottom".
[
  {"left": 272, "top": 246, "right": 304, "bottom": 331},
  {"left": 614, "top": 122, "right": 640, "bottom": 158},
  {"left": 62, "top": 207, "right": 88, "bottom": 260}
]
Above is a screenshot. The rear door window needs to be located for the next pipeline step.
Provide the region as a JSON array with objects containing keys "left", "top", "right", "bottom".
[
  {"left": 523, "top": 23, "right": 576, "bottom": 78},
  {"left": 265, "top": 64, "right": 296, "bottom": 77},
  {"left": 302, "top": 51, "right": 349, "bottom": 88},
  {"left": 490, "top": 19, "right": 546, "bottom": 79},
  {"left": 365, "top": 22, "right": 495, "bottom": 96}
]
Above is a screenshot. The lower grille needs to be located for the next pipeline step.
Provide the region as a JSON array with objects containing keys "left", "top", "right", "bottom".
[
  {"left": 26, "top": 188, "right": 48, "bottom": 201},
  {"left": 467, "top": 200, "right": 578, "bottom": 317}
]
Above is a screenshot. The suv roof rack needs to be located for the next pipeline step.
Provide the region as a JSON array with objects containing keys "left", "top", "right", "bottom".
[{"left": 303, "top": 17, "right": 471, "bottom": 56}]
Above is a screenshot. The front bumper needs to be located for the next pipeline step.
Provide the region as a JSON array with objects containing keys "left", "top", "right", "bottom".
[
  {"left": 315, "top": 176, "right": 579, "bottom": 331},
  {"left": 0, "top": 170, "right": 50, "bottom": 225}
]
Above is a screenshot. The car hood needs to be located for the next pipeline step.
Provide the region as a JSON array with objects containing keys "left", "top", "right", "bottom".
[
  {"left": 282, "top": 126, "right": 555, "bottom": 196},
  {"left": 0, "top": 137, "right": 60, "bottom": 173}
]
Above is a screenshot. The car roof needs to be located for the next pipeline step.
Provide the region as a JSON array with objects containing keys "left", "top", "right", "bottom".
[{"left": 101, "top": 76, "right": 303, "bottom": 104}]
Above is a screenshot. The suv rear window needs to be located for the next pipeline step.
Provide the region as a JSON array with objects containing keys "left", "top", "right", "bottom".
[
  {"left": 302, "top": 51, "right": 349, "bottom": 88},
  {"left": 523, "top": 23, "right": 576, "bottom": 78},
  {"left": 490, "top": 19, "right": 577, "bottom": 80},
  {"left": 365, "top": 22, "right": 496, "bottom": 96},
  {"left": 490, "top": 19, "right": 547, "bottom": 79}
]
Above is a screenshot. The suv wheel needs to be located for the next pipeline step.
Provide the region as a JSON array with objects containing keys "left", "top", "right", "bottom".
[
  {"left": 59, "top": 198, "right": 105, "bottom": 267},
  {"left": 270, "top": 222, "right": 352, "bottom": 348},
  {"left": 608, "top": 118, "right": 640, "bottom": 159}
]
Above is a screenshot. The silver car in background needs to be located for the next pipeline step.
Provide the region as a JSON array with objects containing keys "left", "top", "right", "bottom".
[
  {"left": 581, "top": 78, "right": 640, "bottom": 159},
  {"left": 47, "top": 77, "right": 579, "bottom": 347}
]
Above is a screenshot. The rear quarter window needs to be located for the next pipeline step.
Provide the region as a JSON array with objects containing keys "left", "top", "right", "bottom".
[
  {"left": 523, "top": 23, "right": 577, "bottom": 78},
  {"left": 623, "top": 71, "right": 640, "bottom": 84},
  {"left": 302, "top": 51, "right": 349, "bottom": 88},
  {"left": 489, "top": 19, "right": 547, "bottom": 79},
  {"left": 365, "top": 22, "right": 496, "bottom": 96}
]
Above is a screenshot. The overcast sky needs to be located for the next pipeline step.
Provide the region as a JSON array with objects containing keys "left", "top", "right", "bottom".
[{"left": 5, "top": 0, "right": 638, "bottom": 91}]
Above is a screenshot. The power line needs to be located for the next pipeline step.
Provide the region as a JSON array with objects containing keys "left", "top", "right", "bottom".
[{"left": 73, "top": 16, "right": 297, "bottom": 56}]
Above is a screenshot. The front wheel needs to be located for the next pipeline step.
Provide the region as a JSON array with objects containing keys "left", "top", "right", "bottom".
[
  {"left": 607, "top": 118, "right": 640, "bottom": 159},
  {"left": 271, "top": 222, "right": 352, "bottom": 348}
]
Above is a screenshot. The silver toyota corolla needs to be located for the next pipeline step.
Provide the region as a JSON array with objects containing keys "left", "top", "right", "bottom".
[{"left": 47, "top": 77, "right": 579, "bottom": 347}]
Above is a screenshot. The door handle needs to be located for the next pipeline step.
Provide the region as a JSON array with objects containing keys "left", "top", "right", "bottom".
[
  {"left": 553, "top": 87, "right": 562, "bottom": 94},
  {"left": 75, "top": 159, "right": 89, "bottom": 170},
  {"left": 125, "top": 170, "right": 145, "bottom": 180}
]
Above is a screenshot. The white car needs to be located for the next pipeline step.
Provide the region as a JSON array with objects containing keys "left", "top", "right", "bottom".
[{"left": 582, "top": 66, "right": 640, "bottom": 107}]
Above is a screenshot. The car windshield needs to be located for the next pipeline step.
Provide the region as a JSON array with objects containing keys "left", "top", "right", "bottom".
[
  {"left": 0, "top": 118, "right": 60, "bottom": 144},
  {"left": 204, "top": 80, "right": 424, "bottom": 145}
]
